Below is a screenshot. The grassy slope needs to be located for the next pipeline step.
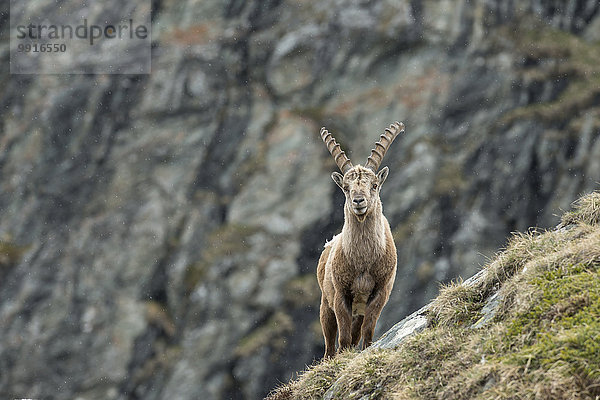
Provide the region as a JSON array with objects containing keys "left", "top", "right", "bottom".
[{"left": 267, "top": 191, "right": 600, "bottom": 400}]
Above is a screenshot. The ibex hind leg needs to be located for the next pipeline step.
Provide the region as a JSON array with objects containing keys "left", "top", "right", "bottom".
[
  {"left": 351, "top": 315, "right": 364, "bottom": 346},
  {"left": 350, "top": 292, "right": 368, "bottom": 347},
  {"left": 320, "top": 298, "right": 337, "bottom": 358}
]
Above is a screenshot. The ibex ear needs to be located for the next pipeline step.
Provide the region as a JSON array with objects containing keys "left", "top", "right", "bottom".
[
  {"left": 377, "top": 166, "right": 389, "bottom": 186},
  {"left": 331, "top": 172, "right": 344, "bottom": 189}
]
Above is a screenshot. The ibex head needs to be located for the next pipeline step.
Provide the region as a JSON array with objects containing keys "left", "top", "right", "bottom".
[{"left": 320, "top": 121, "right": 404, "bottom": 222}]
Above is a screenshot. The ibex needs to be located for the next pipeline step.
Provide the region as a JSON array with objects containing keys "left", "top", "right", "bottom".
[{"left": 317, "top": 121, "right": 403, "bottom": 358}]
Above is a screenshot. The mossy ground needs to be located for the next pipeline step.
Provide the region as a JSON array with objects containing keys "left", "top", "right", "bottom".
[{"left": 267, "top": 191, "right": 600, "bottom": 400}]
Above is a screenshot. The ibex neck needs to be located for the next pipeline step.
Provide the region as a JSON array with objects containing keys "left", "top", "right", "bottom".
[{"left": 341, "top": 201, "right": 386, "bottom": 260}]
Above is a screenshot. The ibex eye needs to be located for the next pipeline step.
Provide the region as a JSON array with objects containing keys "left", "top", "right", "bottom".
[{"left": 372, "top": 184, "right": 378, "bottom": 190}]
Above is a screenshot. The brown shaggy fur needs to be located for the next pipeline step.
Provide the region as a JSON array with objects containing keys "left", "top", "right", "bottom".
[{"left": 317, "top": 165, "right": 397, "bottom": 358}]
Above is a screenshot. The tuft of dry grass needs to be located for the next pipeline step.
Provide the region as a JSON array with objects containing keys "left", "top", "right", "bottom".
[
  {"left": 560, "top": 191, "right": 600, "bottom": 227},
  {"left": 429, "top": 280, "right": 482, "bottom": 326},
  {"left": 265, "top": 351, "right": 357, "bottom": 400}
]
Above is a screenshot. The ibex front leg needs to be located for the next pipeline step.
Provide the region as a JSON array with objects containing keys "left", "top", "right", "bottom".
[
  {"left": 360, "top": 287, "right": 390, "bottom": 349},
  {"left": 333, "top": 291, "right": 352, "bottom": 351},
  {"left": 320, "top": 298, "right": 337, "bottom": 358}
]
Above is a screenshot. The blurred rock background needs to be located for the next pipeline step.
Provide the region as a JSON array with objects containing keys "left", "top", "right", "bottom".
[{"left": 1, "top": 0, "right": 600, "bottom": 399}]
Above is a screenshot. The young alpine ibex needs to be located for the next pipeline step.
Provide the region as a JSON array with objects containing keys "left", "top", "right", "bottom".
[{"left": 317, "top": 121, "right": 403, "bottom": 358}]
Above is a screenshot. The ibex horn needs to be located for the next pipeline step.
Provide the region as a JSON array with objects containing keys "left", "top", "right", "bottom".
[
  {"left": 320, "top": 127, "right": 353, "bottom": 174},
  {"left": 364, "top": 121, "right": 404, "bottom": 172}
]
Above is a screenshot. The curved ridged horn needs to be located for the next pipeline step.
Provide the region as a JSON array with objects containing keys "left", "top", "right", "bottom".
[
  {"left": 364, "top": 121, "right": 404, "bottom": 172},
  {"left": 320, "top": 127, "right": 353, "bottom": 174}
]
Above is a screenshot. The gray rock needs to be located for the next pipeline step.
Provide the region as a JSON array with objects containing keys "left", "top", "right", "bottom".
[
  {"left": 370, "top": 305, "right": 430, "bottom": 350},
  {"left": 471, "top": 292, "right": 502, "bottom": 329}
]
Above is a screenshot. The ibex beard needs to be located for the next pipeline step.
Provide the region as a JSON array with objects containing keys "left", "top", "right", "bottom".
[{"left": 316, "top": 122, "right": 403, "bottom": 358}]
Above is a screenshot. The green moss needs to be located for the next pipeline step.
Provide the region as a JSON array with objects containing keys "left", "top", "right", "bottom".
[{"left": 502, "top": 261, "right": 600, "bottom": 380}]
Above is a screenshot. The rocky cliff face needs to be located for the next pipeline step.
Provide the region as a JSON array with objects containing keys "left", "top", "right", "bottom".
[{"left": 1, "top": 1, "right": 600, "bottom": 399}]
